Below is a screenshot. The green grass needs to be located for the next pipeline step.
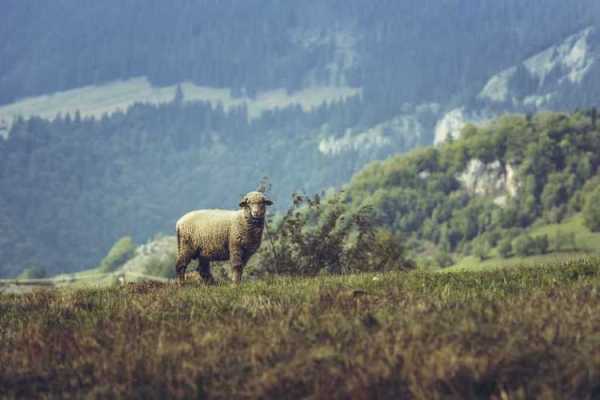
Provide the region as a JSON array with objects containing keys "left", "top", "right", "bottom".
[
  {"left": 448, "top": 213, "right": 600, "bottom": 272},
  {"left": 529, "top": 213, "right": 600, "bottom": 251},
  {"left": 1, "top": 258, "right": 600, "bottom": 398},
  {"left": 446, "top": 252, "right": 587, "bottom": 272}
]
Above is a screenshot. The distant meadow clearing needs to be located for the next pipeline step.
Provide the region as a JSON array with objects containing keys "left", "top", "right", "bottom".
[{"left": 0, "top": 76, "right": 360, "bottom": 136}]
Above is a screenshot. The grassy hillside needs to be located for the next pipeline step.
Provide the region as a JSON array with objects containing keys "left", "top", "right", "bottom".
[
  {"left": 528, "top": 213, "right": 600, "bottom": 251},
  {"left": 1, "top": 257, "right": 599, "bottom": 398},
  {"left": 447, "top": 212, "right": 600, "bottom": 271}
]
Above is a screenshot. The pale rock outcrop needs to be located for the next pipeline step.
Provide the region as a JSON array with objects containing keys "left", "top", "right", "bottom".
[
  {"left": 458, "top": 159, "right": 519, "bottom": 206},
  {"left": 434, "top": 108, "right": 492, "bottom": 144}
]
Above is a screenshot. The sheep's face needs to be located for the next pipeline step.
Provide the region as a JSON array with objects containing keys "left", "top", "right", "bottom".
[{"left": 240, "top": 191, "right": 273, "bottom": 221}]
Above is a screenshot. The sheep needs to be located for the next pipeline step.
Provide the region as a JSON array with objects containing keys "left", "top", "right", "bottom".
[{"left": 175, "top": 191, "right": 273, "bottom": 284}]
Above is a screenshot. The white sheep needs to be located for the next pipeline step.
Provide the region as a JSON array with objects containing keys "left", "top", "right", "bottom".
[{"left": 175, "top": 191, "right": 273, "bottom": 284}]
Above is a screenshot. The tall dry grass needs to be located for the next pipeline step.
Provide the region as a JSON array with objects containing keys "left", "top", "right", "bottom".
[{"left": 1, "top": 258, "right": 600, "bottom": 399}]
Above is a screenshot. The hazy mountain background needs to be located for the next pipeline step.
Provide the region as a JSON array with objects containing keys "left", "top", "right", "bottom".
[{"left": 2, "top": 1, "right": 600, "bottom": 277}]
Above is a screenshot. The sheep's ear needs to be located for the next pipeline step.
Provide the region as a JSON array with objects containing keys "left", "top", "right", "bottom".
[
  {"left": 239, "top": 198, "right": 248, "bottom": 207},
  {"left": 264, "top": 199, "right": 273, "bottom": 206}
]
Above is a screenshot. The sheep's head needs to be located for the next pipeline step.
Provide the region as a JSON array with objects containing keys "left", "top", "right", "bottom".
[{"left": 239, "top": 191, "right": 273, "bottom": 221}]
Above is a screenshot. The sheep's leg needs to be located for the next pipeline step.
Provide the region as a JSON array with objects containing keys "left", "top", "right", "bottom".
[
  {"left": 197, "top": 259, "right": 216, "bottom": 285},
  {"left": 230, "top": 247, "right": 244, "bottom": 284},
  {"left": 175, "top": 253, "right": 192, "bottom": 282},
  {"left": 232, "top": 264, "right": 243, "bottom": 284}
]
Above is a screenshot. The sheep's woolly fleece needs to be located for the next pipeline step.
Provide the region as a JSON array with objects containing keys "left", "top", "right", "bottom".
[{"left": 175, "top": 191, "right": 272, "bottom": 282}]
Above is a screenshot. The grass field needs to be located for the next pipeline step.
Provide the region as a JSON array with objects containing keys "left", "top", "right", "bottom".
[{"left": 1, "top": 257, "right": 600, "bottom": 399}]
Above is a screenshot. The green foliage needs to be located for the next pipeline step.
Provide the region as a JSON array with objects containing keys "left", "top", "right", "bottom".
[
  {"left": 472, "top": 237, "right": 491, "bottom": 261},
  {"left": 256, "top": 193, "right": 414, "bottom": 276},
  {"left": 552, "top": 230, "right": 577, "bottom": 252},
  {"left": 366, "top": 228, "right": 415, "bottom": 272},
  {"left": 497, "top": 237, "right": 513, "bottom": 258},
  {"left": 433, "top": 250, "right": 454, "bottom": 268},
  {"left": 143, "top": 255, "right": 177, "bottom": 279},
  {"left": 535, "top": 234, "right": 550, "bottom": 255},
  {"left": 2, "top": 257, "right": 600, "bottom": 398},
  {"left": 346, "top": 110, "right": 600, "bottom": 260},
  {"left": 513, "top": 234, "right": 549, "bottom": 257},
  {"left": 123, "top": 236, "right": 179, "bottom": 279},
  {"left": 98, "top": 236, "right": 136, "bottom": 273},
  {"left": 17, "top": 264, "right": 47, "bottom": 279},
  {"left": 513, "top": 235, "right": 536, "bottom": 257},
  {"left": 583, "top": 186, "right": 600, "bottom": 232}
]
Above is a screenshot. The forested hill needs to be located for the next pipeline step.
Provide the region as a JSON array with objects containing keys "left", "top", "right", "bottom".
[
  {"left": 2, "top": 0, "right": 600, "bottom": 106},
  {"left": 344, "top": 110, "right": 600, "bottom": 265}
]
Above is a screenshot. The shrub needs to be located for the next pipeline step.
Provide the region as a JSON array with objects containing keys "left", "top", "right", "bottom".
[
  {"left": 513, "top": 235, "right": 536, "bottom": 257},
  {"left": 17, "top": 264, "right": 47, "bottom": 279},
  {"left": 143, "top": 255, "right": 176, "bottom": 279},
  {"left": 534, "top": 234, "right": 549, "bottom": 255},
  {"left": 513, "top": 234, "right": 549, "bottom": 257},
  {"left": 553, "top": 230, "right": 577, "bottom": 252},
  {"left": 583, "top": 186, "right": 600, "bottom": 232},
  {"left": 256, "top": 193, "right": 414, "bottom": 276},
  {"left": 434, "top": 250, "right": 454, "bottom": 268},
  {"left": 99, "top": 236, "right": 136, "bottom": 273},
  {"left": 353, "top": 228, "right": 416, "bottom": 272},
  {"left": 497, "top": 237, "right": 512, "bottom": 258},
  {"left": 472, "top": 237, "right": 491, "bottom": 261},
  {"left": 544, "top": 206, "right": 567, "bottom": 224}
]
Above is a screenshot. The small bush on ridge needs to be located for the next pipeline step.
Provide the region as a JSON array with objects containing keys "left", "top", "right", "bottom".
[{"left": 256, "top": 192, "right": 414, "bottom": 276}]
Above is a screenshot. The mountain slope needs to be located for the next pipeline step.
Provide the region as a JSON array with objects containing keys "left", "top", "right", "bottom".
[{"left": 436, "top": 26, "right": 600, "bottom": 143}]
